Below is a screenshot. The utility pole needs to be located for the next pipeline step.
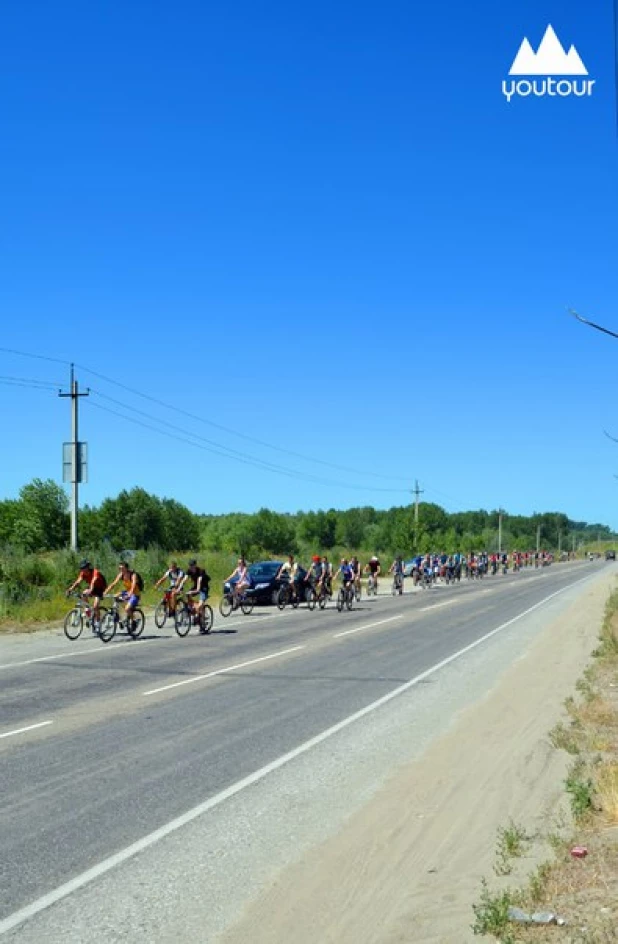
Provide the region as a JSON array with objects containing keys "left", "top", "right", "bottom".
[
  {"left": 412, "top": 479, "right": 424, "bottom": 544},
  {"left": 558, "top": 530, "right": 561, "bottom": 555},
  {"left": 536, "top": 524, "right": 541, "bottom": 553},
  {"left": 498, "top": 512, "right": 502, "bottom": 554},
  {"left": 59, "top": 365, "right": 89, "bottom": 551}
]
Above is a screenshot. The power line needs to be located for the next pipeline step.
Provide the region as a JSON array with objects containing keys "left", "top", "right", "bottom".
[
  {"left": 75, "top": 361, "right": 411, "bottom": 483},
  {"left": 85, "top": 398, "right": 408, "bottom": 493},
  {"left": 0, "top": 343, "right": 410, "bottom": 483},
  {"left": 0, "top": 376, "right": 62, "bottom": 390},
  {"left": 0, "top": 346, "right": 69, "bottom": 366}
]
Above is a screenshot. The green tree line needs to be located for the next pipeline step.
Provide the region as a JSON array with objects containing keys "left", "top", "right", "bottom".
[{"left": 0, "top": 479, "right": 613, "bottom": 558}]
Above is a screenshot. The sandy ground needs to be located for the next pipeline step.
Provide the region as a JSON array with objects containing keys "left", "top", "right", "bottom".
[{"left": 220, "top": 572, "right": 615, "bottom": 944}]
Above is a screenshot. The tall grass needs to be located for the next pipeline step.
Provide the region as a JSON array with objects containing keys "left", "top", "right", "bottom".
[{"left": 0, "top": 546, "right": 240, "bottom": 627}]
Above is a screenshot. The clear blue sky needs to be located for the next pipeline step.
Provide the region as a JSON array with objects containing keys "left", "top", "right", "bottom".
[{"left": 1, "top": 0, "right": 617, "bottom": 527}]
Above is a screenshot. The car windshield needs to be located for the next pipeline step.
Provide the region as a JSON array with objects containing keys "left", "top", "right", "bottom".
[{"left": 248, "top": 561, "right": 281, "bottom": 580}]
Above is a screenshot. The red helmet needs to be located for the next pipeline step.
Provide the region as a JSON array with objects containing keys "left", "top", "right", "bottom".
[{"left": 312, "top": 555, "right": 321, "bottom": 562}]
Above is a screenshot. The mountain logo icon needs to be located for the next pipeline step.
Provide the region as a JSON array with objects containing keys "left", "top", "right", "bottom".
[{"left": 509, "top": 25, "right": 588, "bottom": 76}]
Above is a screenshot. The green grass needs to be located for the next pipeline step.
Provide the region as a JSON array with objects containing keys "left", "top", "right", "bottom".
[
  {"left": 494, "top": 821, "right": 532, "bottom": 876},
  {"left": 0, "top": 544, "right": 373, "bottom": 628},
  {"left": 471, "top": 879, "right": 515, "bottom": 942},
  {"left": 0, "top": 547, "right": 240, "bottom": 627}
]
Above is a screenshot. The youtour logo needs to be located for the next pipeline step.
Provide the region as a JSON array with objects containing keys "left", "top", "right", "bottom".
[{"left": 502, "top": 25, "right": 595, "bottom": 102}]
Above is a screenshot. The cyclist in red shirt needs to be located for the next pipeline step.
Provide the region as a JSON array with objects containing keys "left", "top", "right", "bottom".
[{"left": 66, "top": 560, "right": 107, "bottom": 624}]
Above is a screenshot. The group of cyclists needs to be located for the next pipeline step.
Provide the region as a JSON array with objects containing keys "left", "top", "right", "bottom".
[
  {"left": 406, "top": 550, "right": 553, "bottom": 585},
  {"left": 67, "top": 547, "right": 554, "bottom": 636},
  {"left": 273, "top": 553, "right": 384, "bottom": 604},
  {"left": 68, "top": 557, "right": 212, "bottom": 633}
]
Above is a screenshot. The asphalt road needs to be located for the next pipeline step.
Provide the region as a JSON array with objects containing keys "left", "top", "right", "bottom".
[{"left": 0, "top": 561, "right": 609, "bottom": 941}]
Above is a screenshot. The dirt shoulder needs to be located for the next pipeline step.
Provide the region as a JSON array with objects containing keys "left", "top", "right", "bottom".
[{"left": 221, "top": 571, "right": 616, "bottom": 944}]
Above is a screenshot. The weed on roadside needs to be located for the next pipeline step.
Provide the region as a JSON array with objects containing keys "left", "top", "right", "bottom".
[
  {"left": 471, "top": 878, "right": 515, "bottom": 942},
  {"left": 565, "top": 769, "right": 594, "bottom": 820},
  {"left": 494, "top": 821, "right": 531, "bottom": 876},
  {"left": 526, "top": 860, "right": 553, "bottom": 904}
]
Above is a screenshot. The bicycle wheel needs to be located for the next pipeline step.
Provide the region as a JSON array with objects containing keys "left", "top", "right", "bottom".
[
  {"left": 154, "top": 602, "right": 167, "bottom": 629},
  {"left": 318, "top": 590, "right": 327, "bottom": 610},
  {"left": 99, "top": 612, "right": 117, "bottom": 643},
  {"left": 63, "top": 608, "right": 83, "bottom": 641},
  {"left": 241, "top": 596, "right": 255, "bottom": 616},
  {"left": 198, "top": 604, "right": 214, "bottom": 634},
  {"left": 91, "top": 606, "right": 109, "bottom": 637},
  {"left": 306, "top": 587, "right": 316, "bottom": 611},
  {"left": 219, "top": 594, "right": 233, "bottom": 618},
  {"left": 175, "top": 606, "right": 192, "bottom": 637},
  {"left": 276, "top": 587, "right": 288, "bottom": 611},
  {"left": 346, "top": 589, "right": 353, "bottom": 611},
  {"left": 337, "top": 588, "right": 345, "bottom": 612},
  {"left": 355, "top": 585, "right": 361, "bottom": 603},
  {"left": 127, "top": 608, "right": 145, "bottom": 638}
]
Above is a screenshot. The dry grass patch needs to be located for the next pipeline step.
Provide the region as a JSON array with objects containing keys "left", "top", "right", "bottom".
[
  {"left": 595, "top": 764, "right": 618, "bottom": 826},
  {"left": 577, "top": 697, "right": 618, "bottom": 729}
]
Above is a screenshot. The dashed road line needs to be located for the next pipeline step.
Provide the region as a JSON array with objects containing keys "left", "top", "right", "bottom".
[
  {"left": 143, "top": 645, "right": 306, "bottom": 696},
  {"left": 420, "top": 600, "right": 455, "bottom": 612},
  {"left": 0, "top": 721, "right": 53, "bottom": 740},
  {"left": 333, "top": 616, "right": 403, "bottom": 639}
]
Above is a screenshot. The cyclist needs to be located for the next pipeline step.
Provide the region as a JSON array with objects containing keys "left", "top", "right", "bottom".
[
  {"left": 305, "top": 555, "right": 323, "bottom": 593},
  {"left": 389, "top": 555, "right": 405, "bottom": 594},
  {"left": 319, "top": 555, "right": 333, "bottom": 598},
  {"left": 105, "top": 561, "right": 143, "bottom": 628},
  {"left": 277, "top": 554, "right": 302, "bottom": 603},
  {"left": 180, "top": 559, "right": 211, "bottom": 626},
  {"left": 66, "top": 559, "right": 107, "bottom": 627},
  {"left": 334, "top": 558, "right": 355, "bottom": 599},
  {"left": 349, "top": 556, "right": 362, "bottom": 597},
  {"left": 154, "top": 560, "right": 185, "bottom": 617},
  {"left": 364, "top": 555, "right": 381, "bottom": 592},
  {"left": 225, "top": 557, "right": 251, "bottom": 603}
]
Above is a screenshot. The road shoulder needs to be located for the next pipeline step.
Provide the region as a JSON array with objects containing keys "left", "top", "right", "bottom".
[{"left": 220, "top": 571, "right": 616, "bottom": 944}]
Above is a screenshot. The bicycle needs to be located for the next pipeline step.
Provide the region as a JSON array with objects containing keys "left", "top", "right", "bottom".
[
  {"left": 219, "top": 585, "right": 255, "bottom": 618},
  {"left": 63, "top": 594, "right": 109, "bottom": 641},
  {"left": 336, "top": 583, "right": 354, "bottom": 612},
  {"left": 101, "top": 595, "right": 145, "bottom": 643},
  {"left": 421, "top": 569, "right": 434, "bottom": 590},
  {"left": 276, "top": 580, "right": 302, "bottom": 610},
  {"left": 391, "top": 572, "right": 404, "bottom": 596},
  {"left": 366, "top": 573, "right": 378, "bottom": 596},
  {"left": 154, "top": 589, "right": 179, "bottom": 629},
  {"left": 174, "top": 595, "right": 214, "bottom": 636}
]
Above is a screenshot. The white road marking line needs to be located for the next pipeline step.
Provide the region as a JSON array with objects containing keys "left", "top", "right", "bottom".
[
  {"left": 0, "top": 721, "right": 53, "bottom": 740},
  {"left": 0, "top": 616, "right": 275, "bottom": 671},
  {"left": 333, "top": 616, "right": 402, "bottom": 638},
  {"left": 142, "top": 645, "right": 306, "bottom": 696},
  {"left": 420, "top": 601, "right": 453, "bottom": 612},
  {"left": 0, "top": 572, "right": 597, "bottom": 938}
]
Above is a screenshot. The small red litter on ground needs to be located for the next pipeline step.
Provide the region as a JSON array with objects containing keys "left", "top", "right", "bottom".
[{"left": 570, "top": 846, "right": 588, "bottom": 858}]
